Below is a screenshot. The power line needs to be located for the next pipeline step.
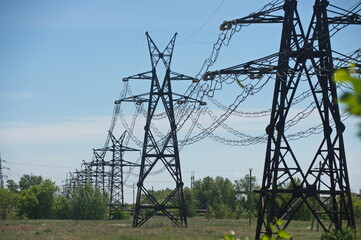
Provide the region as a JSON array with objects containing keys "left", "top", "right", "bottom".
[
  {"left": 6, "top": 161, "right": 74, "bottom": 169},
  {"left": 178, "top": 0, "right": 226, "bottom": 45}
]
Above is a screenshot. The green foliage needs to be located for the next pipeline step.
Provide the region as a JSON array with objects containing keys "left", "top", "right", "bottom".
[
  {"left": 184, "top": 187, "right": 197, "bottom": 217},
  {"left": 19, "top": 174, "right": 43, "bottom": 191},
  {"left": 223, "top": 230, "right": 238, "bottom": 240},
  {"left": 53, "top": 195, "right": 71, "bottom": 219},
  {"left": 279, "top": 179, "right": 312, "bottom": 221},
  {"left": 57, "top": 183, "right": 108, "bottom": 220},
  {"left": 320, "top": 227, "right": 359, "bottom": 240},
  {"left": 6, "top": 179, "right": 19, "bottom": 193},
  {"left": 0, "top": 188, "right": 15, "bottom": 220},
  {"left": 18, "top": 179, "right": 58, "bottom": 219},
  {"left": 151, "top": 188, "right": 175, "bottom": 205},
  {"left": 234, "top": 174, "right": 259, "bottom": 218},
  {"left": 334, "top": 64, "right": 361, "bottom": 136},
  {"left": 111, "top": 208, "right": 130, "bottom": 220},
  {"left": 261, "top": 220, "right": 293, "bottom": 240},
  {"left": 193, "top": 176, "right": 237, "bottom": 219},
  {"left": 351, "top": 193, "right": 361, "bottom": 219},
  {"left": 213, "top": 203, "right": 232, "bottom": 219}
]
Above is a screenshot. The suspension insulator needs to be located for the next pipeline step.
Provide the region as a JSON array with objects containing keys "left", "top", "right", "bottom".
[
  {"left": 236, "top": 79, "right": 245, "bottom": 88},
  {"left": 203, "top": 72, "right": 216, "bottom": 81},
  {"left": 220, "top": 21, "right": 232, "bottom": 31}
]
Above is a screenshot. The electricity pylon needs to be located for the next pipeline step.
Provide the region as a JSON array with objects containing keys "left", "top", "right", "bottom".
[
  {"left": 115, "top": 32, "right": 204, "bottom": 227},
  {"left": 0, "top": 153, "right": 6, "bottom": 189},
  {"left": 207, "top": 0, "right": 360, "bottom": 238},
  {"left": 94, "top": 131, "right": 140, "bottom": 216}
]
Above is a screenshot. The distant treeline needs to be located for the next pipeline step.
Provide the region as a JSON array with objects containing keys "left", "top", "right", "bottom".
[{"left": 1, "top": 174, "right": 360, "bottom": 221}]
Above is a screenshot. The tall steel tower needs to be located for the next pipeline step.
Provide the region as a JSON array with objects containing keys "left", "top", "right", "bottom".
[
  {"left": 206, "top": 0, "right": 360, "bottom": 238},
  {"left": 94, "top": 131, "right": 140, "bottom": 216},
  {"left": 0, "top": 153, "right": 5, "bottom": 189},
  {"left": 115, "top": 32, "right": 204, "bottom": 227}
]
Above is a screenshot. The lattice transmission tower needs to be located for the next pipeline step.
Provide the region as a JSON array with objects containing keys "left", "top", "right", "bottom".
[
  {"left": 0, "top": 153, "right": 5, "bottom": 189},
  {"left": 115, "top": 32, "right": 204, "bottom": 227},
  {"left": 207, "top": 0, "right": 360, "bottom": 239},
  {"left": 94, "top": 131, "right": 140, "bottom": 216},
  {"left": 64, "top": 130, "right": 140, "bottom": 218}
]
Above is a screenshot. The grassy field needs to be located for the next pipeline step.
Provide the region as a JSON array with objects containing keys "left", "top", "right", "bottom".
[{"left": 0, "top": 217, "right": 360, "bottom": 240}]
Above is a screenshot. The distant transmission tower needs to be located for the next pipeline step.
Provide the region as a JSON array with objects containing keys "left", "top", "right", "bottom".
[
  {"left": 94, "top": 131, "right": 140, "bottom": 216},
  {"left": 0, "top": 153, "right": 4, "bottom": 188},
  {"left": 115, "top": 32, "right": 204, "bottom": 227},
  {"left": 207, "top": 0, "right": 360, "bottom": 239}
]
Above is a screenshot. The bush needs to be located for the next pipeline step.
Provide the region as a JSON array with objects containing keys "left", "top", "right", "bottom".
[
  {"left": 111, "top": 209, "right": 130, "bottom": 220},
  {"left": 0, "top": 188, "right": 14, "bottom": 220},
  {"left": 18, "top": 179, "right": 58, "bottom": 219},
  {"left": 53, "top": 195, "right": 71, "bottom": 219},
  {"left": 320, "top": 228, "right": 358, "bottom": 240},
  {"left": 67, "top": 184, "right": 108, "bottom": 220},
  {"left": 213, "top": 203, "right": 233, "bottom": 219}
]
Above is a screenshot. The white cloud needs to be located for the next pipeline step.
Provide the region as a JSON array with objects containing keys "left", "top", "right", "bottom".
[{"left": 0, "top": 116, "right": 112, "bottom": 145}]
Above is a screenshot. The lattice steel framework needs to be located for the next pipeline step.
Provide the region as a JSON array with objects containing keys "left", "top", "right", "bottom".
[
  {"left": 95, "top": 131, "right": 140, "bottom": 215},
  {"left": 207, "top": 0, "right": 360, "bottom": 239},
  {"left": 0, "top": 153, "right": 4, "bottom": 189},
  {"left": 92, "top": 149, "right": 107, "bottom": 194},
  {"left": 63, "top": 130, "right": 140, "bottom": 217},
  {"left": 115, "top": 32, "right": 203, "bottom": 227}
]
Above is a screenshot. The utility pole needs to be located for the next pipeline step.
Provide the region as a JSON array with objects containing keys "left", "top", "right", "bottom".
[
  {"left": 0, "top": 153, "right": 4, "bottom": 189},
  {"left": 207, "top": 186, "right": 210, "bottom": 222},
  {"left": 249, "top": 168, "right": 252, "bottom": 226},
  {"left": 133, "top": 183, "right": 135, "bottom": 208},
  {"left": 191, "top": 171, "right": 195, "bottom": 190}
]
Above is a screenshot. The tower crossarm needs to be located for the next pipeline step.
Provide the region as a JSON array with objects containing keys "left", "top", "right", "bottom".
[
  {"left": 203, "top": 53, "right": 280, "bottom": 80},
  {"left": 115, "top": 92, "right": 205, "bottom": 105},
  {"left": 169, "top": 71, "right": 198, "bottom": 81},
  {"left": 115, "top": 93, "right": 149, "bottom": 105},
  {"left": 220, "top": 3, "right": 285, "bottom": 30},
  {"left": 122, "top": 71, "right": 152, "bottom": 81},
  {"left": 204, "top": 48, "right": 361, "bottom": 81},
  {"left": 123, "top": 71, "right": 197, "bottom": 82}
]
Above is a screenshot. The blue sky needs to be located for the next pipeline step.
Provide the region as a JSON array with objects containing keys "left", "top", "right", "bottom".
[{"left": 0, "top": 0, "right": 360, "bottom": 202}]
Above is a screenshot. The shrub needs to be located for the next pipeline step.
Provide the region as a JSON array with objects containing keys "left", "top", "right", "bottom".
[
  {"left": 111, "top": 209, "right": 130, "bottom": 220},
  {"left": 320, "top": 228, "right": 358, "bottom": 240}
]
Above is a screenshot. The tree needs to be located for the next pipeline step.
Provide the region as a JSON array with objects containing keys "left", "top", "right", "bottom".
[
  {"left": 193, "top": 176, "right": 237, "bottom": 219},
  {"left": 62, "top": 183, "right": 108, "bottom": 220},
  {"left": 151, "top": 188, "right": 175, "bottom": 205},
  {"left": 184, "top": 187, "right": 197, "bottom": 217},
  {"left": 234, "top": 174, "right": 259, "bottom": 218},
  {"left": 351, "top": 193, "right": 361, "bottom": 219},
  {"left": 6, "top": 179, "right": 19, "bottom": 193},
  {"left": 0, "top": 188, "right": 14, "bottom": 220},
  {"left": 53, "top": 195, "right": 71, "bottom": 219},
  {"left": 213, "top": 176, "right": 237, "bottom": 211},
  {"left": 19, "top": 174, "right": 43, "bottom": 191},
  {"left": 18, "top": 179, "right": 58, "bottom": 219}
]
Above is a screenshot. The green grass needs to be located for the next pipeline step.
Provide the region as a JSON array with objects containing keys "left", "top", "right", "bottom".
[{"left": 0, "top": 217, "right": 360, "bottom": 240}]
